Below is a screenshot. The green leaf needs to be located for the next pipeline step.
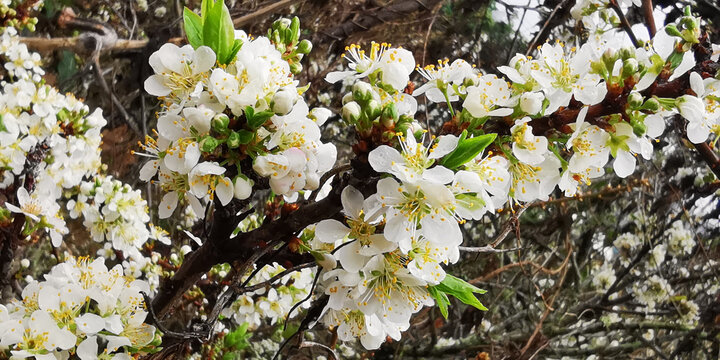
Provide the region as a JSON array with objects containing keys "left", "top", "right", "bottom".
[
  {"left": 441, "top": 132, "right": 497, "bottom": 170},
  {"left": 183, "top": 7, "right": 204, "bottom": 49},
  {"left": 435, "top": 275, "right": 488, "bottom": 312},
  {"left": 237, "top": 130, "right": 255, "bottom": 144},
  {"left": 202, "top": 0, "right": 236, "bottom": 64},
  {"left": 428, "top": 286, "right": 450, "bottom": 319}
]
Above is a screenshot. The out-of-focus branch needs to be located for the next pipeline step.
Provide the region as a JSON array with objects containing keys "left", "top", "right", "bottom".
[
  {"left": 317, "top": 0, "right": 444, "bottom": 42},
  {"left": 608, "top": 0, "right": 639, "bottom": 47},
  {"left": 641, "top": 0, "right": 657, "bottom": 37}
]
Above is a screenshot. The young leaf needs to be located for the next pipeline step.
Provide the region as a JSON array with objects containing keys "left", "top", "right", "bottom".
[
  {"left": 183, "top": 7, "right": 203, "bottom": 49},
  {"left": 434, "top": 274, "right": 488, "bottom": 312},
  {"left": 202, "top": 0, "right": 224, "bottom": 58},
  {"left": 216, "top": 0, "right": 237, "bottom": 64},
  {"left": 247, "top": 110, "right": 274, "bottom": 129},
  {"left": 440, "top": 133, "right": 497, "bottom": 170},
  {"left": 237, "top": 129, "right": 255, "bottom": 144},
  {"left": 428, "top": 285, "right": 450, "bottom": 319}
]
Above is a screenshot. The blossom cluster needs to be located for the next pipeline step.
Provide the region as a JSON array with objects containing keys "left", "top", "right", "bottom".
[
  {"left": 66, "top": 176, "right": 167, "bottom": 260},
  {"left": 301, "top": 9, "right": 720, "bottom": 349},
  {"left": 0, "top": 257, "right": 159, "bottom": 359},
  {"left": 223, "top": 263, "right": 314, "bottom": 328},
  {"left": 0, "top": 28, "right": 106, "bottom": 247},
  {"left": 139, "top": 17, "right": 336, "bottom": 219}
]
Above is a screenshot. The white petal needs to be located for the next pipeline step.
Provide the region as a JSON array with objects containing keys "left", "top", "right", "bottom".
[
  {"left": 315, "top": 219, "right": 350, "bottom": 243},
  {"left": 341, "top": 185, "right": 364, "bottom": 219},
  {"left": 613, "top": 150, "right": 636, "bottom": 178},
  {"left": 368, "top": 145, "right": 403, "bottom": 174},
  {"left": 159, "top": 191, "right": 179, "bottom": 219},
  {"left": 77, "top": 336, "right": 99, "bottom": 360},
  {"left": 428, "top": 135, "right": 459, "bottom": 159},
  {"left": 76, "top": 313, "right": 105, "bottom": 334}
]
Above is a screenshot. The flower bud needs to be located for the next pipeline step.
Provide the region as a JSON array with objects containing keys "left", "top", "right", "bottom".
[
  {"left": 342, "top": 101, "right": 361, "bottom": 123},
  {"left": 631, "top": 119, "right": 647, "bottom": 137},
  {"left": 520, "top": 92, "right": 544, "bottom": 115},
  {"left": 226, "top": 131, "right": 241, "bottom": 149},
  {"left": 342, "top": 92, "right": 354, "bottom": 105},
  {"left": 272, "top": 89, "right": 297, "bottom": 115},
  {"left": 622, "top": 58, "right": 639, "bottom": 78},
  {"left": 381, "top": 102, "right": 398, "bottom": 128},
  {"left": 289, "top": 62, "right": 303, "bottom": 74},
  {"left": 664, "top": 24, "right": 682, "bottom": 38},
  {"left": 352, "top": 82, "right": 373, "bottom": 102},
  {"left": 297, "top": 39, "right": 312, "bottom": 54},
  {"left": 20, "top": 259, "right": 30, "bottom": 268},
  {"left": 628, "top": 92, "right": 643, "bottom": 109},
  {"left": 212, "top": 114, "right": 230, "bottom": 133},
  {"left": 642, "top": 98, "right": 660, "bottom": 112},
  {"left": 200, "top": 136, "right": 220, "bottom": 153},
  {"left": 233, "top": 176, "right": 253, "bottom": 200},
  {"left": 366, "top": 99, "right": 381, "bottom": 120}
]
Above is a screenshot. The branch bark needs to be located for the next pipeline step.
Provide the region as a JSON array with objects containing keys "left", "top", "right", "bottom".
[{"left": 317, "top": 0, "right": 444, "bottom": 42}]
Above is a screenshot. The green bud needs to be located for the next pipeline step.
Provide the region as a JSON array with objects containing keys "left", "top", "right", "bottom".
[
  {"left": 462, "top": 76, "right": 476, "bottom": 88},
  {"left": 622, "top": 58, "right": 639, "bottom": 78},
  {"left": 628, "top": 92, "right": 643, "bottom": 108},
  {"left": 290, "top": 16, "right": 300, "bottom": 43},
  {"left": 381, "top": 102, "right": 399, "bottom": 128},
  {"left": 617, "top": 47, "right": 636, "bottom": 60},
  {"left": 641, "top": 98, "right": 661, "bottom": 112},
  {"left": 227, "top": 131, "right": 241, "bottom": 149},
  {"left": 212, "top": 114, "right": 230, "bottom": 133},
  {"left": 352, "top": 82, "right": 373, "bottom": 102},
  {"left": 297, "top": 39, "right": 312, "bottom": 54},
  {"left": 664, "top": 24, "right": 682, "bottom": 38},
  {"left": 631, "top": 119, "right": 647, "bottom": 137},
  {"left": 342, "top": 102, "right": 361, "bottom": 123},
  {"left": 272, "top": 29, "right": 282, "bottom": 44},
  {"left": 289, "top": 62, "right": 303, "bottom": 74},
  {"left": 602, "top": 48, "right": 617, "bottom": 72},
  {"left": 342, "top": 92, "right": 354, "bottom": 105},
  {"left": 366, "top": 99, "right": 381, "bottom": 120},
  {"left": 200, "top": 136, "right": 220, "bottom": 153}
]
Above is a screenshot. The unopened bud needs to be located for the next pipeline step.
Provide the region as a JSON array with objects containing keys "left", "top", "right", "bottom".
[
  {"left": 642, "top": 98, "right": 661, "bottom": 112},
  {"left": 272, "top": 89, "right": 297, "bottom": 115},
  {"left": 20, "top": 259, "right": 30, "bottom": 268},
  {"left": 366, "top": 99, "right": 381, "bottom": 120},
  {"left": 226, "top": 131, "right": 241, "bottom": 149},
  {"left": 233, "top": 176, "right": 253, "bottom": 200},
  {"left": 297, "top": 39, "right": 312, "bottom": 54},
  {"left": 342, "top": 92, "right": 354, "bottom": 105},
  {"left": 628, "top": 92, "right": 643, "bottom": 108},
  {"left": 289, "top": 62, "right": 303, "bottom": 74},
  {"left": 352, "top": 82, "right": 373, "bottom": 102},
  {"left": 622, "top": 58, "right": 639, "bottom": 78},
  {"left": 631, "top": 119, "right": 647, "bottom": 137},
  {"left": 200, "top": 136, "right": 220, "bottom": 153},
  {"left": 342, "top": 101, "right": 361, "bottom": 123},
  {"left": 212, "top": 114, "right": 230, "bottom": 133},
  {"left": 381, "top": 102, "right": 398, "bottom": 127},
  {"left": 664, "top": 24, "right": 682, "bottom": 38}
]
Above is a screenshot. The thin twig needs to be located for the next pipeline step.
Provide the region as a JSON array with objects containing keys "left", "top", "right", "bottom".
[{"left": 609, "top": 0, "right": 639, "bottom": 47}]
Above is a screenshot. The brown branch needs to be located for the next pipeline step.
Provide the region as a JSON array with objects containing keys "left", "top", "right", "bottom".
[
  {"left": 641, "top": 0, "right": 657, "bottom": 37},
  {"left": 151, "top": 165, "right": 378, "bottom": 318},
  {"left": 525, "top": 0, "right": 571, "bottom": 56},
  {"left": 318, "top": 0, "right": 444, "bottom": 42},
  {"left": 608, "top": 0, "right": 639, "bottom": 47},
  {"left": 517, "top": 238, "right": 572, "bottom": 359},
  {"left": 232, "top": 0, "right": 305, "bottom": 27}
]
